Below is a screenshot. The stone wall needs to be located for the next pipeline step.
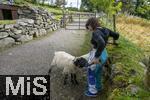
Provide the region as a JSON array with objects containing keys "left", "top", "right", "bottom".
[{"left": 0, "top": 6, "right": 60, "bottom": 48}]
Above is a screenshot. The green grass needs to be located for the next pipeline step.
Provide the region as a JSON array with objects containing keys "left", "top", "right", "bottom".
[
  {"left": 106, "top": 36, "right": 150, "bottom": 99},
  {"left": 31, "top": 4, "right": 62, "bottom": 15},
  {"left": 0, "top": 20, "right": 16, "bottom": 25}
]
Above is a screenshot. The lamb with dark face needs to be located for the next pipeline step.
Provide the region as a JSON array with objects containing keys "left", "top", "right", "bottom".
[
  {"left": 49, "top": 51, "right": 89, "bottom": 85},
  {"left": 73, "top": 57, "right": 88, "bottom": 68}
]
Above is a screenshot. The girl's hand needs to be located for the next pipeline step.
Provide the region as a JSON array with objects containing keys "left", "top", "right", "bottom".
[{"left": 91, "top": 58, "right": 100, "bottom": 64}]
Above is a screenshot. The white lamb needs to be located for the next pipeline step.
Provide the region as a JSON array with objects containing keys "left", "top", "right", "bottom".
[{"left": 49, "top": 51, "right": 88, "bottom": 85}]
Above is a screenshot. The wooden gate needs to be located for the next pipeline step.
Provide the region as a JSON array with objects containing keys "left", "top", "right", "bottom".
[{"left": 64, "top": 12, "right": 96, "bottom": 30}]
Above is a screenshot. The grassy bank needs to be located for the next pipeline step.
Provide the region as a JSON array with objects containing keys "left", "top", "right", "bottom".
[{"left": 116, "top": 15, "right": 150, "bottom": 55}]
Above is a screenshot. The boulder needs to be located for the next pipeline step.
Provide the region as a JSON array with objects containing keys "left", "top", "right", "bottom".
[
  {"left": 10, "top": 34, "right": 22, "bottom": 40},
  {"left": 34, "top": 20, "right": 41, "bottom": 25},
  {"left": 126, "top": 84, "right": 140, "bottom": 95},
  {"left": 8, "top": 31, "right": 15, "bottom": 36},
  {"left": 17, "top": 18, "right": 34, "bottom": 26},
  {"left": 18, "top": 9, "right": 23, "bottom": 15},
  {"left": 29, "top": 28, "right": 38, "bottom": 36},
  {"left": 12, "top": 29, "right": 22, "bottom": 35},
  {"left": 0, "top": 25, "right": 4, "bottom": 29},
  {"left": 0, "top": 37, "right": 15, "bottom": 48},
  {"left": 46, "top": 28, "right": 53, "bottom": 32},
  {"left": 22, "top": 9, "right": 32, "bottom": 14},
  {"left": 34, "top": 29, "right": 46, "bottom": 37},
  {"left": 39, "top": 29, "right": 47, "bottom": 35},
  {"left": 4, "top": 24, "right": 14, "bottom": 29},
  {"left": 18, "top": 21, "right": 28, "bottom": 26},
  {"left": 25, "top": 19, "right": 34, "bottom": 24},
  {"left": 17, "top": 35, "right": 33, "bottom": 42},
  {"left": 0, "top": 31, "right": 9, "bottom": 39}
]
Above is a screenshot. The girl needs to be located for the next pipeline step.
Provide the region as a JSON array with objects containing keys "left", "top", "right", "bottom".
[{"left": 84, "top": 17, "right": 119, "bottom": 97}]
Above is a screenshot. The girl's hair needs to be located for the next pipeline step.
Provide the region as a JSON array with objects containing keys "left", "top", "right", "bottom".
[{"left": 85, "top": 17, "right": 100, "bottom": 30}]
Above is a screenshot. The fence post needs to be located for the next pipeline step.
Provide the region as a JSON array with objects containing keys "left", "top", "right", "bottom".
[
  {"left": 79, "top": 13, "right": 80, "bottom": 30},
  {"left": 113, "top": 14, "right": 116, "bottom": 32}
]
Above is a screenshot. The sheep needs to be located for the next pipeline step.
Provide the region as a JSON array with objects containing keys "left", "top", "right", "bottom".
[{"left": 48, "top": 51, "right": 88, "bottom": 85}]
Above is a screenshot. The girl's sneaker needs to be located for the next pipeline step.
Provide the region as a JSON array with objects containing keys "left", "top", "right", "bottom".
[{"left": 84, "top": 90, "right": 97, "bottom": 97}]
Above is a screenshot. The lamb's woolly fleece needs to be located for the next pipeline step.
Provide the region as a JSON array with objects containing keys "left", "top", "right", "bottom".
[{"left": 51, "top": 51, "right": 76, "bottom": 74}]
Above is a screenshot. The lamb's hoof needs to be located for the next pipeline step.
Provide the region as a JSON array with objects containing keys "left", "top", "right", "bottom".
[
  {"left": 75, "top": 81, "right": 79, "bottom": 85},
  {"left": 71, "top": 80, "right": 79, "bottom": 85}
]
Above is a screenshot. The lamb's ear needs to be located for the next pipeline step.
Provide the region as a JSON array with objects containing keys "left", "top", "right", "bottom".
[
  {"left": 73, "top": 58, "right": 79, "bottom": 66},
  {"left": 73, "top": 57, "right": 78, "bottom": 62}
]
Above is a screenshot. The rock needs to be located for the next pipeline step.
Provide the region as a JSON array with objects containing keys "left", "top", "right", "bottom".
[
  {"left": 39, "top": 29, "right": 47, "bottom": 35},
  {"left": 18, "top": 9, "right": 23, "bottom": 15},
  {"left": 17, "top": 35, "right": 33, "bottom": 42},
  {"left": 29, "top": 28, "right": 38, "bottom": 36},
  {"left": 25, "top": 19, "right": 34, "bottom": 24},
  {"left": 0, "top": 37, "right": 15, "bottom": 48},
  {"left": 4, "top": 24, "right": 14, "bottom": 29},
  {"left": 34, "top": 20, "right": 41, "bottom": 25},
  {"left": 0, "top": 31, "right": 9, "bottom": 39},
  {"left": 34, "top": 29, "right": 46, "bottom": 37},
  {"left": 12, "top": 29, "right": 22, "bottom": 35},
  {"left": 22, "top": 9, "right": 32, "bottom": 14},
  {"left": 17, "top": 18, "right": 34, "bottom": 26},
  {"left": 30, "top": 7, "right": 38, "bottom": 14},
  {"left": 142, "top": 57, "right": 150, "bottom": 67},
  {"left": 46, "top": 28, "right": 53, "bottom": 32},
  {"left": 126, "top": 84, "right": 140, "bottom": 95},
  {"left": 33, "top": 24, "right": 40, "bottom": 28},
  {"left": 139, "top": 62, "right": 146, "bottom": 68},
  {"left": 8, "top": 31, "right": 15, "bottom": 36},
  {"left": 10, "top": 34, "right": 22, "bottom": 40},
  {"left": 29, "top": 30, "right": 35, "bottom": 36},
  {"left": 0, "top": 25, "right": 4, "bottom": 29},
  {"left": 18, "top": 21, "right": 28, "bottom": 26}
]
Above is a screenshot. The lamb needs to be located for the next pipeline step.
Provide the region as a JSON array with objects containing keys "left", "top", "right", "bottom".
[{"left": 48, "top": 51, "right": 88, "bottom": 85}]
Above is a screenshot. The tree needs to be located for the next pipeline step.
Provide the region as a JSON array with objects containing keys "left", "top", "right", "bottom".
[
  {"left": 135, "top": 0, "right": 150, "bottom": 19},
  {"left": 90, "top": 0, "right": 122, "bottom": 15},
  {"left": 120, "top": 0, "right": 135, "bottom": 13},
  {"left": 80, "top": 0, "right": 94, "bottom": 11}
]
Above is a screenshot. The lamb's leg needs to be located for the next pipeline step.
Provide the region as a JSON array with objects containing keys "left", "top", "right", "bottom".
[
  {"left": 71, "top": 73, "right": 78, "bottom": 85},
  {"left": 71, "top": 73, "right": 74, "bottom": 84},
  {"left": 73, "top": 74, "right": 79, "bottom": 85},
  {"left": 64, "top": 74, "right": 68, "bottom": 85}
]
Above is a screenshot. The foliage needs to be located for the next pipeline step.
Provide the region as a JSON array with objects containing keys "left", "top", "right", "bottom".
[
  {"left": 80, "top": 0, "right": 94, "bottom": 12},
  {"left": 66, "top": 7, "right": 78, "bottom": 11},
  {"left": 90, "top": 0, "right": 122, "bottom": 15},
  {"left": 120, "top": 0, "right": 150, "bottom": 19},
  {"left": 135, "top": 0, "right": 150, "bottom": 19}
]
